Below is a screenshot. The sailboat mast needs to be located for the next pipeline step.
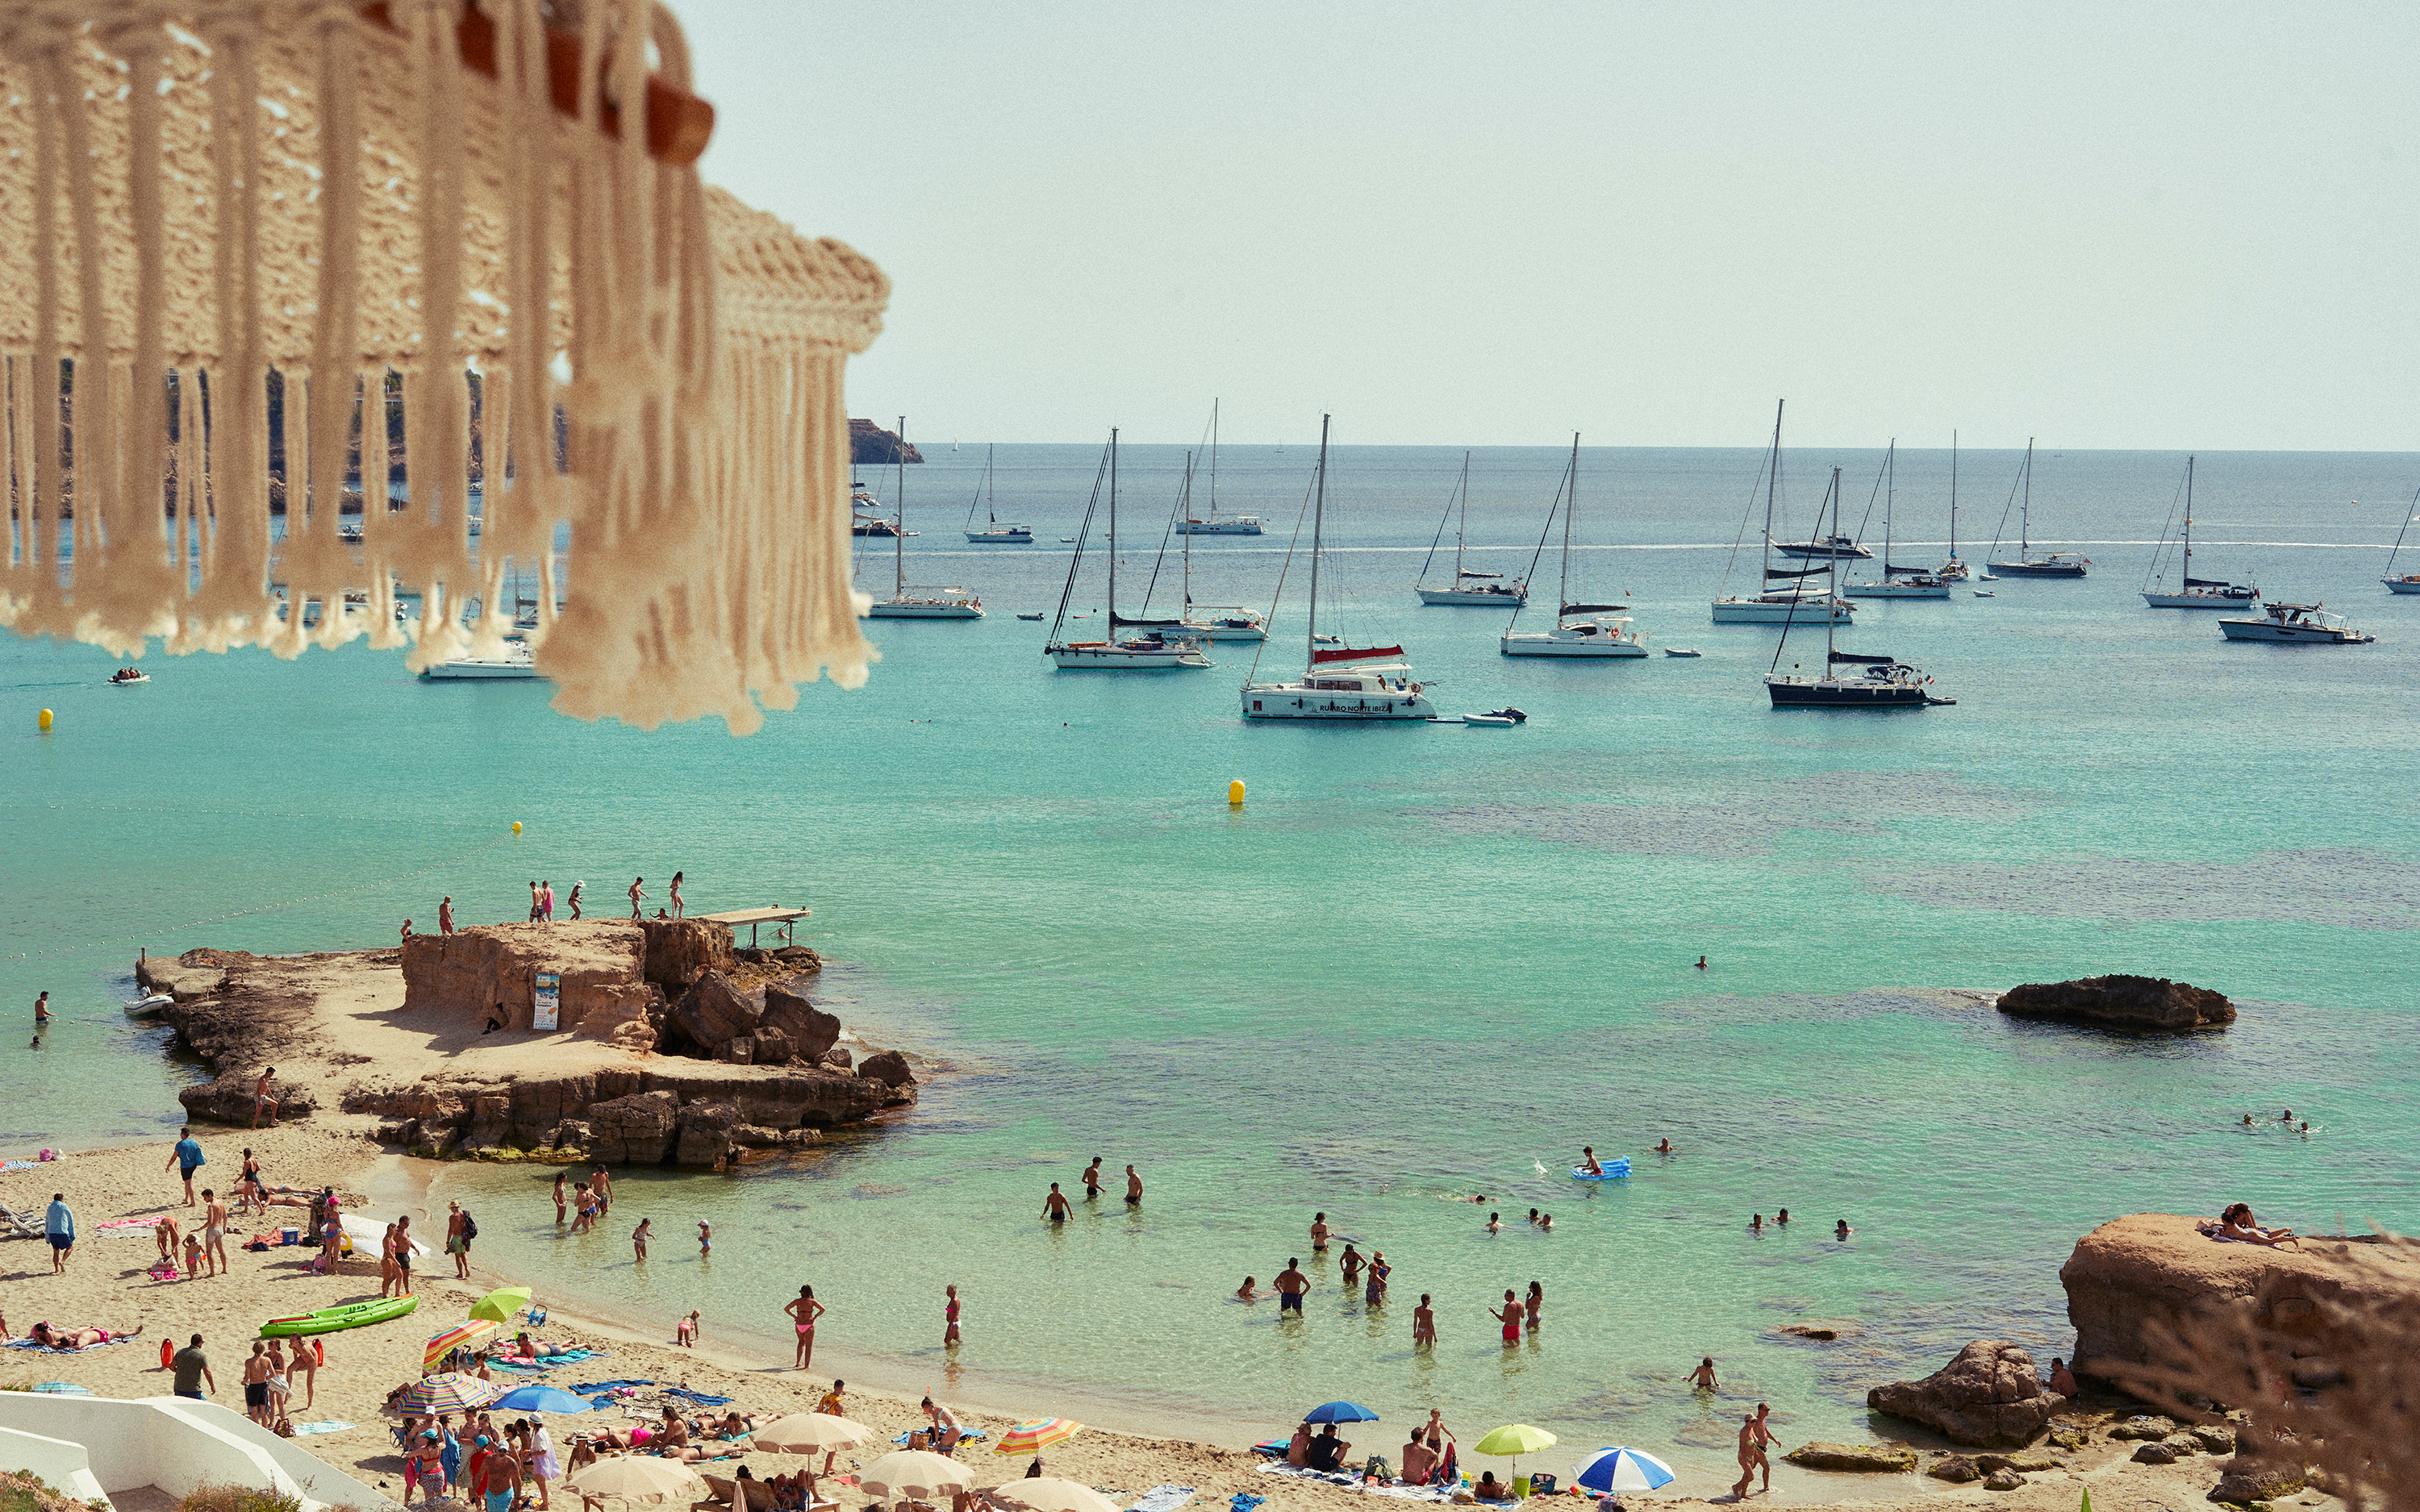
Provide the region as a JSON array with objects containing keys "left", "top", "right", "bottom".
[
  {"left": 1209, "top": 400, "right": 1220, "bottom": 523},
  {"left": 1763, "top": 399, "right": 1784, "bottom": 570},
  {"left": 1950, "top": 430, "right": 1959, "bottom": 560},
  {"left": 1108, "top": 427, "right": 1119, "bottom": 620},
  {"left": 2019, "top": 437, "right": 2034, "bottom": 556},
  {"left": 894, "top": 415, "right": 908, "bottom": 596},
  {"left": 1454, "top": 453, "right": 1470, "bottom": 581},
  {"left": 1560, "top": 433, "right": 1579, "bottom": 610},
  {"left": 2182, "top": 455, "right": 2195, "bottom": 581},
  {"left": 1307, "top": 414, "right": 1329, "bottom": 666},
  {"left": 1180, "top": 450, "right": 1194, "bottom": 612},
  {"left": 1825, "top": 468, "right": 1842, "bottom": 660},
  {"left": 1884, "top": 439, "right": 1894, "bottom": 568}
]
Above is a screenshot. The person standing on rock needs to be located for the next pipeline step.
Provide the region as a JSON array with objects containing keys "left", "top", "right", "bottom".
[
  {"left": 669, "top": 872, "right": 685, "bottom": 918},
  {"left": 541, "top": 881, "right": 556, "bottom": 923},
  {"left": 566, "top": 881, "right": 583, "bottom": 920},
  {"left": 784, "top": 1285, "right": 824, "bottom": 1370},
  {"left": 440, "top": 897, "right": 455, "bottom": 937},
  {"left": 167, "top": 1126, "right": 205, "bottom": 1206},
  {"left": 251, "top": 1068, "right": 279, "bottom": 1129},
  {"left": 628, "top": 877, "right": 645, "bottom": 918}
]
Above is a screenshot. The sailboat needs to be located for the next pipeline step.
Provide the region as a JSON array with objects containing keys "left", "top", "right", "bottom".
[
  {"left": 1150, "top": 452, "right": 1266, "bottom": 641},
  {"left": 1500, "top": 435, "right": 1646, "bottom": 656},
  {"left": 1936, "top": 431, "right": 1969, "bottom": 579},
  {"left": 1986, "top": 440, "right": 2089, "bottom": 577},
  {"left": 866, "top": 417, "right": 982, "bottom": 618},
  {"left": 1416, "top": 454, "right": 1527, "bottom": 606},
  {"left": 1045, "top": 430, "right": 1211, "bottom": 669},
  {"left": 1241, "top": 416, "right": 1437, "bottom": 719},
  {"left": 2380, "top": 484, "right": 2420, "bottom": 593},
  {"left": 1765, "top": 469, "right": 1953, "bottom": 709},
  {"left": 1713, "top": 401, "right": 1855, "bottom": 623},
  {"left": 2143, "top": 456, "right": 2257, "bottom": 606},
  {"left": 962, "top": 447, "right": 1033, "bottom": 543},
  {"left": 1175, "top": 401, "right": 1263, "bottom": 535},
  {"left": 1845, "top": 443, "right": 1951, "bottom": 598}
]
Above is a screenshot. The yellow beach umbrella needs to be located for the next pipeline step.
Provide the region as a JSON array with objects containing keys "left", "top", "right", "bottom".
[
  {"left": 469, "top": 1287, "right": 534, "bottom": 1324},
  {"left": 995, "top": 1418, "right": 1085, "bottom": 1457},
  {"left": 1472, "top": 1423, "right": 1558, "bottom": 1484},
  {"left": 750, "top": 1413, "right": 878, "bottom": 1453},
  {"left": 424, "top": 1318, "right": 499, "bottom": 1369}
]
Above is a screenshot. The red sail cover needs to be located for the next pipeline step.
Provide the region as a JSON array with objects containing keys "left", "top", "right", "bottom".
[{"left": 1311, "top": 644, "right": 1406, "bottom": 665}]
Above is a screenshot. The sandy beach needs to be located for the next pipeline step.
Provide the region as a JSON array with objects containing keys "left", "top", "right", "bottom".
[{"left": 2, "top": 1131, "right": 2331, "bottom": 1512}]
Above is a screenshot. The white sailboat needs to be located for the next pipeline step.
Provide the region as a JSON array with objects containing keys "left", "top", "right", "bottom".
[
  {"left": 962, "top": 446, "right": 1033, "bottom": 544},
  {"left": 1936, "top": 431, "right": 1969, "bottom": 580},
  {"left": 1416, "top": 453, "right": 1527, "bottom": 606},
  {"left": 1765, "top": 468, "right": 1954, "bottom": 709},
  {"left": 1500, "top": 434, "right": 1646, "bottom": 656},
  {"left": 2143, "top": 456, "right": 2258, "bottom": 607},
  {"left": 868, "top": 416, "right": 983, "bottom": 618},
  {"left": 1986, "top": 440, "right": 2089, "bottom": 577},
  {"left": 2380, "top": 485, "right": 2420, "bottom": 593},
  {"left": 1174, "top": 401, "right": 1263, "bottom": 535},
  {"left": 1714, "top": 400, "right": 1855, "bottom": 623},
  {"left": 1845, "top": 443, "right": 1951, "bottom": 598},
  {"left": 1241, "top": 416, "right": 1437, "bottom": 719},
  {"left": 1045, "top": 430, "right": 1212, "bottom": 670},
  {"left": 1152, "top": 452, "right": 1266, "bottom": 641}
]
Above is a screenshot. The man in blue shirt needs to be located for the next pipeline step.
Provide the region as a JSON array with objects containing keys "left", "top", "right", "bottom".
[
  {"left": 166, "top": 1127, "right": 206, "bottom": 1207},
  {"left": 44, "top": 1193, "right": 73, "bottom": 1272}
]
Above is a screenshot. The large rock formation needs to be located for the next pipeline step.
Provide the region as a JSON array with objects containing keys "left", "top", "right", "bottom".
[
  {"left": 1782, "top": 1443, "right": 1917, "bottom": 1472},
  {"left": 2060, "top": 1213, "right": 2420, "bottom": 1390},
  {"left": 1866, "top": 1341, "right": 2062, "bottom": 1447},
  {"left": 849, "top": 418, "right": 922, "bottom": 464},
  {"left": 637, "top": 918, "right": 736, "bottom": 991},
  {"left": 1996, "top": 975, "right": 2234, "bottom": 1031},
  {"left": 179, "top": 1071, "right": 319, "bottom": 1124},
  {"left": 666, "top": 970, "right": 759, "bottom": 1056},
  {"left": 399, "top": 920, "right": 662, "bottom": 1039},
  {"left": 761, "top": 979, "right": 840, "bottom": 1063}
]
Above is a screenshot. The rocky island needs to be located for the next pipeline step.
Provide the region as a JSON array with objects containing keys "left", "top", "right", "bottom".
[
  {"left": 1996, "top": 973, "right": 2236, "bottom": 1031},
  {"left": 140, "top": 918, "right": 920, "bottom": 1169}
]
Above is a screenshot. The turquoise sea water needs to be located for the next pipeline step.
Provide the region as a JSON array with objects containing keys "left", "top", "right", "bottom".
[{"left": 6, "top": 441, "right": 2416, "bottom": 1485}]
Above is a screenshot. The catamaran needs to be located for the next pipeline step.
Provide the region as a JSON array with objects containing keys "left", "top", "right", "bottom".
[
  {"left": 1845, "top": 442, "right": 1951, "bottom": 598},
  {"left": 867, "top": 417, "right": 982, "bottom": 618},
  {"left": 1713, "top": 401, "right": 1855, "bottom": 623},
  {"left": 1045, "top": 430, "right": 1211, "bottom": 669},
  {"left": 1986, "top": 440, "right": 2089, "bottom": 577},
  {"left": 2143, "top": 456, "right": 2257, "bottom": 607},
  {"left": 1174, "top": 401, "right": 1263, "bottom": 535},
  {"left": 1241, "top": 416, "right": 1437, "bottom": 719},
  {"left": 1501, "top": 435, "right": 1647, "bottom": 656},
  {"left": 1416, "top": 453, "right": 1527, "bottom": 606},
  {"left": 962, "top": 447, "right": 1033, "bottom": 544},
  {"left": 1765, "top": 468, "right": 1954, "bottom": 708}
]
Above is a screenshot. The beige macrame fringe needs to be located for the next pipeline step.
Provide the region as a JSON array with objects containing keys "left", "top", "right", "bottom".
[{"left": 0, "top": 0, "right": 882, "bottom": 733}]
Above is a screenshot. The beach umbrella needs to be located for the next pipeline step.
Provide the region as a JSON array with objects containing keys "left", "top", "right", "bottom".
[
  {"left": 995, "top": 1419, "right": 1085, "bottom": 1457},
  {"left": 751, "top": 1413, "right": 879, "bottom": 1453},
  {"left": 491, "top": 1385, "right": 595, "bottom": 1415},
  {"left": 424, "top": 1318, "right": 499, "bottom": 1369},
  {"left": 1573, "top": 1447, "right": 1675, "bottom": 1493},
  {"left": 1301, "top": 1402, "right": 1380, "bottom": 1425},
  {"left": 396, "top": 1372, "right": 505, "bottom": 1414},
  {"left": 1472, "top": 1423, "right": 1558, "bottom": 1482},
  {"left": 984, "top": 1477, "right": 1120, "bottom": 1512},
  {"left": 568, "top": 1455, "right": 703, "bottom": 1506},
  {"left": 859, "top": 1451, "right": 975, "bottom": 1501},
  {"left": 469, "top": 1287, "right": 534, "bottom": 1324}
]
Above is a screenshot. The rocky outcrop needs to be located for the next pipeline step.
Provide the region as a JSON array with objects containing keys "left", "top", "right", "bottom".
[
  {"left": 2060, "top": 1214, "right": 2420, "bottom": 1390},
  {"left": 666, "top": 970, "right": 758, "bottom": 1056},
  {"left": 850, "top": 418, "right": 922, "bottom": 464},
  {"left": 637, "top": 918, "right": 736, "bottom": 991},
  {"left": 588, "top": 1091, "right": 680, "bottom": 1166},
  {"left": 400, "top": 921, "right": 664, "bottom": 1039},
  {"left": 2209, "top": 1456, "right": 2305, "bottom": 1502},
  {"left": 856, "top": 1049, "right": 915, "bottom": 1089},
  {"left": 147, "top": 949, "right": 363, "bottom": 1070},
  {"left": 1928, "top": 1456, "right": 1980, "bottom": 1482},
  {"left": 179, "top": 1071, "right": 320, "bottom": 1124},
  {"left": 1867, "top": 1341, "right": 2061, "bottom": 1447},
  {"left": 137, "top": 952, "right": 232, "bottom": 1001},
  {"left": 1996, "top": 974, "right": 2234, "bottom": 1031},
  {"left": 1783, "top": 1443, "right": 1916, "bottom": 1473},
  {"left": 761, "top": 979, "right": 840, "bottom": 1062}
]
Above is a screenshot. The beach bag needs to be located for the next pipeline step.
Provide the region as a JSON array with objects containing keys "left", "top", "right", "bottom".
[
  {"left": 1363, "top": 1456, "right": 1391, "bottom": 1482},
  {"left": 461, "top": 1212, "right": 478, "bottom": 1241}
]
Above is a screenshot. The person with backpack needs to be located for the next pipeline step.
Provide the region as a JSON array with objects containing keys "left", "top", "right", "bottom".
[{"left": 448, "top": 1201, "right": 478, "bottom": 1280}]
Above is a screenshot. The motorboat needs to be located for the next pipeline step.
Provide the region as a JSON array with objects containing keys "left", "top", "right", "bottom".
[
  {"left": 1016, "top": 612, "right": 1044, "bottom": 621},
  {"left": 1986, "top": 439, "right": 2089, "bottom": 577},
  {"left": 1462, "top": 712, "right": 1518, "bottom": 726},
  {"left": 1713, "top": 592, "right": 1854, "bottom": 623},
  {"left": 867, "top": 417, "right": 983, "bottom": 619},
  {"left": 1500, "top": 435, "right": 1649, "bottom": 657},
  {"left": 1242, "top": 417, "right": 1439, "bottom": 720},
  {"left": 108, "top": 669, "right": 150, "bottom": 685},
  {"left": 1045, "top": 429, "right": 1210, "bottom": 669},
  {"left": 1417, "top": 455, "right": 1528, "bottom": 606},
  {"left": 966, "top": 524, "right": 1033, "bottom": 544},
  {"left": 1771, "top": 533, "right": 1872, "bottom": 560},
  {"left": 420, "top": 639, "right": 540, "bottom": 679},
  {"left": 1763, "top": 467, "right": 1953, "bottom": 710},
  {"left": 2218, "top": 602, "right": 2373, "bottom": 644},
  {"left": 2143, "top": 458, "right": 2258, "bottom": 606}
]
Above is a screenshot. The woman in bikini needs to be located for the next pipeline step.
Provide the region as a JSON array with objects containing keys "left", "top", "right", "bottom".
[
  {"left": 1364, "top": 1251, "right": 1391, "bottom": 1305},
  {"left": 29, "top": 1321, "right": 137, "bottom": 1348},
  {"left": 785, "top": 1285, "right": 825, "bottom": 1370},
  {"left": 1525, "top": 1281, "right": 1544, "bottom": 1331},
  {"left": 553, "top": 1173, "right": 569, "bottom": 1224}
]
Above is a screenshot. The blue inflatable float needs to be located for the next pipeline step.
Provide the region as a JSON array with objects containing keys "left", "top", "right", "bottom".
[{"left": 1571, "top": 1159, "right": 1632, "bottom": 1180}]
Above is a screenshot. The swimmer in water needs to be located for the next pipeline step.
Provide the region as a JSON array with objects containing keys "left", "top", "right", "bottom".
[
  {"left": 1654, "top": 1139, "right": 1674, "bottom": 1153},
  {"left": 1538, "top": 1213, "right": 1553, "bottom": 1232},
  {"left": 1486, "top": 1211, "right": 1502, "bottom": 1234},
  {"left": 1696, "top": 956, "right": 1707, "bottom": 970},
  {"left": 1834, "top": 1219, "right": 1853, "bottom": 1239},
  {"left": 1041, "top": 1184, "right": 1070, "bottom": 1223}
]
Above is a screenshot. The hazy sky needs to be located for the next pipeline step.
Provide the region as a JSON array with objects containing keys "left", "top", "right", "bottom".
[{"left": 684, "top": 2, "right": 2418, "bottom": 449}]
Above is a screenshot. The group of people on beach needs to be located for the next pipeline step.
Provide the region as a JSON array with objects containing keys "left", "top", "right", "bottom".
[
  {"left": 421, "top": 870, "right": 696, "bottom": 943},
  {"left": 396, "top": 1406, "right": 560, "bottom": 1509}
]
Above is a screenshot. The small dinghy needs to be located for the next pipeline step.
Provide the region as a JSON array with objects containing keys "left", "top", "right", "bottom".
[
  {"left": 1016, "top": 613, "right": 1044, "bottom": 621},
  {"left": 1973, "top": 589, "right": 1996, "bottom": 597},
  {"left": 127, "top": 991, "right": 175, "bottom": 1018},
  {"left": 1663, "top": 647, "right": 1701, "bottom": 657},
  {"left": 1462, "top": 712, "right": 1517, "bottom": 727}
]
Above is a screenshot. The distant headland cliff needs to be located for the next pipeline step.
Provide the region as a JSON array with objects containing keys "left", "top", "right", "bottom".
[{"left": 851, "top": 418, "right": 923, "bottom": 464}]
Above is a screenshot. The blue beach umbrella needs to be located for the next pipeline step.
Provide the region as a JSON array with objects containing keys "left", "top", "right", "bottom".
[
  {"left": 490, "top": 1385, "right": 596, "bottom": 1415},
  {"left": 1301, "top": 1402, "right": 1380, "bottom": 1425},
  {"left": 1573, "top": 1447, "right": 1675, "bottom": 1493}
]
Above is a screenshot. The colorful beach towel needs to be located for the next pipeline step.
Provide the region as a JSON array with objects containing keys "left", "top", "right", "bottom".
[
  {"left": 1228, "top": 1497, "right": 1264, "bottom": 1512},
  {"left": 1129, "top": 1486, "right": 1197, "bottom": 1512},
  {"left": 568, "top": 1378, "right": 656, "bottom": 1393},
  {"left": 1258, "top": 1466, "right": 1360, "bottom": 1489},
  {"left": 290, "top": 1421, "right": 355, "bottom": 1436},
  {"left": 891, "top": 1428, "right": 989, "bottom": 1446},
  {"left": 5, "top": 1336, "right": 136, "bottom": 1354},
  {"left": 664, "top": 1386, "right": 733, "bottom": 1407},
  {"left": 96, "top": 1217, "right": 163, "bottom": 1230},
  {"left": 1250, "top": 1440, "right": 1288, "bottom": 1459}
]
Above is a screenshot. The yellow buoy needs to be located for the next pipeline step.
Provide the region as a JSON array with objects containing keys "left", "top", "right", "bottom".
[
  {"left": 511, "top": 821, "right": 523, "bottom": 834},
  {"left": 1228, "top": 779, "right": 1245, "bottom": 807},
  {"left": 38, "top": 707, "right": 53, "bottom": 731}
]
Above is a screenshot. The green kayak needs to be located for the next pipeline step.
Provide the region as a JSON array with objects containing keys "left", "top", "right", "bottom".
[{"left": 261, "top": 1295, "right": 419, "bottom": 1337}]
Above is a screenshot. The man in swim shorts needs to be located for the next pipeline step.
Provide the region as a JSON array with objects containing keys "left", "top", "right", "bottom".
[
  {"left": 1580, "top": 1146, "right": 1604, "bottom": 1176},
  {"left": 1731, "top": 1414, "right": 1766, "bottom": 1499},
  {"left": 480, "top": 1434, "right": 524, "bottom": 1512},
  {"left": 251, "top": 1068, "right": 279, "bottom": 1129},
  {"left": 1041, "top": 1184, "right": 1070, "bottom": 1222},
  {"left": 242, "top": 1340, "right": 272, "bottom": 1425},
  {"left": 44, "top": 1193, "right": 73, "bottom": 1272},
  {"left": 1275, "top": 1259, "right": 1308, "bottom": 1313},
  {"left": 1082, "top": 1158, "right": 1103, "bottom": 1198},
  {"left": 1124, "top": 1164, "right": 1142, "bottom": 1204},
  {"left": 202, "top": 1189, "right": 229, "bottom": 1277},
  {"left": 167, "top": 1126, "right": 205, "bottom": 1206}
]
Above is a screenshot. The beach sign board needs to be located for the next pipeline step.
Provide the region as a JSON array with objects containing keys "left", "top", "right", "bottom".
[{"left": 533, "top": 971, "right": 561, "bottom": 1031}]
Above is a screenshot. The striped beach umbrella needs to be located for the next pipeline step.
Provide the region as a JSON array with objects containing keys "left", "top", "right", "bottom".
[
  {"left": 994, "top": 1418, "right": 1084, "bottom": 1457},
  {"left": 1573, "top": 1447, "right": 1675, "bottom": 1493},
  {"left": 396, "top": 1372, "right": 505, "bottom": 1414},
  {"left": 424, "top": 1318, "right": 499, "bottom": 1369}
]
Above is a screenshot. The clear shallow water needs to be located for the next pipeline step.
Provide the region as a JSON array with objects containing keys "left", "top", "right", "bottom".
[{"left": 5, "top": 442, "right": 2415, "bottom": 1480}]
